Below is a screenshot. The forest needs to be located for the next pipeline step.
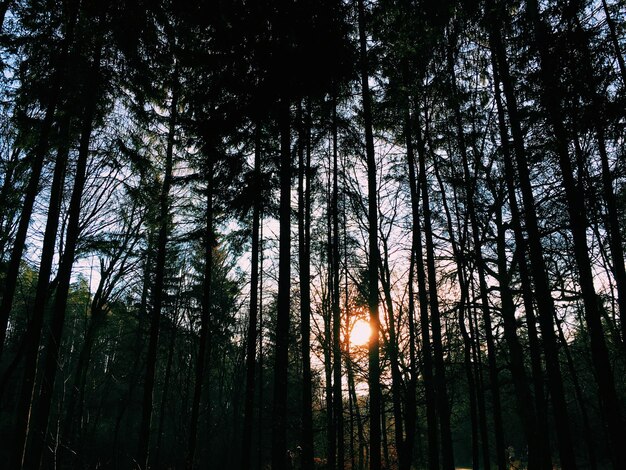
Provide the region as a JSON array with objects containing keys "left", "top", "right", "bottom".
[{"left": 0, "top": 0, "right": 625, "bottom": 469}]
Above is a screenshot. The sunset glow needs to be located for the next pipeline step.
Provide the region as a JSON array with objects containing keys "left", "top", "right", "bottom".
[{"left": 350, "top": 319, "right": 371, "bottom": 347}]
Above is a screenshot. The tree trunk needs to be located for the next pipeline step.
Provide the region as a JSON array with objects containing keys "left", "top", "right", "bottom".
[
  {"left": 348, "top": 352, "right": 356, "bottom": 470},
  {"left": 378, "top": 241, "right": 405, "bottom": 470},
  {"left": 324, "top": 298, "right": 335, "bottom": 469},
  {"left": 138, "top": 80, "right": 178, "bottom": 469},
  {"left": 347, "top": 353, "right": 365, "bottom": 470},
  {"left": 331, "top": 91, "right": 344, "bottom": 470},
  {"left": 326, "top": 149, "right": 336, "bottom": 470},
  {"left": 187, "top": 151, "right": 214, "bottom": 469},
  {"left": 459, "top": 278, "right": 479, "bottom": 470},
  {"left": 344, "top": 152, "right": 364, "bottom": 470},
  {"left": 494, "top": 197, "right": 544, "bottom": 469},
  {"left": 488, "top": 30, "right": 552, "bottom": 468},
  {"left": 64, "top": 213, "right": 141, "bottom": 452},
  {"left": 434, "top": 144, "right": 492, "bottom": 470},
  {"left": 258, "top": 211, "right": 265, "bottom": 470},
  {"left": 24, "top": 53, "right": 101, "bottom": 468},
  {"left": 527, "top": 2, "right": 625, "bottom": 467},
  {"left": 489, "top": 3, "right": 578, "bottom": 467},
  {"left": 420, "top": 111, "right": 455, "bottom": 470},
  {"left": 113, "top": 270, "right": 149, "bottom": 466},
  {"left": 488, "top": 18, "right": 552, "bottom": 465},
  {"left": 155, "top": 282, "right": 183, "bottom": 464},
  {"left": 242, "top": 118, "right": 262, "bottom": 470},
  {"left": 270, "top": 94, "right": 291, "bottom": 470},
  {"left": 381, "top": 399, "right": 390, "bottom": 470},
  {"left": 298, "top": 101, "right": 314, "bottom": 470},
  {"left": 356, "top": 0, "right": 381, "bottom": 467},
  {"left": 469, "top": 288, "right": 491, "bottom": 470},
  {"left": 401, "top": 99, "right": 418, "bottom": 470},
  {"left": 436, "top": 158, "right": 480, "bottom": 470},
  {"left": 446, "top": 39, "right": 507, "bottom": 470},
  {"left": 410, "top": 105, "right": 439, "bottom": 470},
  {"left": 0, "top": 0, "right": 78, "bottom": 357},
  {"left": 9, "top": 112, "right": 71, "bottom": 470}
]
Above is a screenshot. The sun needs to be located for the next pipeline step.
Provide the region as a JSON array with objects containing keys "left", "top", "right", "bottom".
[{"left": 350, "top": 319, "right": 371, "bottom": 347}]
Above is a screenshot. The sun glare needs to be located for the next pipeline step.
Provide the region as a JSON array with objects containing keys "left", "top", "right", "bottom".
[{"left": 350, "top": 319, "right": 371, "bottom": 347}]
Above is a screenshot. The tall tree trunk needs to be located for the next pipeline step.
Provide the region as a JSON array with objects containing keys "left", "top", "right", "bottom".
[
  {"left": 381, "top": 399, "right": 390, "bottom": 470},
  {"left": 488, "top": 32, "right": 552, "bottom": 468},
  {"left": 493, "top": 197, "right": 544, "bottom": 470},
  {"left": 156, "top": 277, "right": 184, "bottom": 464},
  {"left": 326, "top": 147, "right": 336, "bottom": 470},
  {"left": 270, "top": 95, "right": 291, "bottom": 470},
  {"left": 331, "top": 91, "right": 344, "bottom": 470},
  {"left": 446, "top": 39, "right": 507, "bottom": 470},
  {"left": 420, "top": 111, "right": 455, "bottom": 470},
  {"left": 527, "top": 3, "right": 625, "bottom": 467},
  {"left": 242, "top": 119, "right": 262, "bottom": 470},
  {"left": 298, "top": 101, "right": 314, "bottom": 470},
  {"left": 434, "top": 145, "right": 491, "bottom": 470},
  {"left": 403, "top": 217, "right": 418, "bottom": 470},
  {"left": 343, "top": 152, "right": 364, "bottom": 470},
  {"left": 409, "top": 105, "right": 439, "bottom": 470},
  {"left": 436, "top": 157, "right": 480, "bottom": 470},
  {"left": 347, "top": 353, "right": 365, "bottom": 470},
  {"left": 400, "top": 96, "right": 419, "bottom": 470},
  {"left": 9, "top": 113, "right": 71, "bottom": 470},
  {"left": 467, "top": 285, "right": 491, "bottom": 470},
  {"left": 64, "top": 303, "right": 103, "bottom": 445},
  {"left": 488, "top": 18, "right": 552, "bottom": 466},
  {"left": 24, "top": 53, "right": 101, "bottom": 468},
  {"left": 258, "top": 211, "right": 265, "bottom": 470},
  {"left": 459, "top": 277, "right": 479, "bottom": 470},
  {"left": 356, "top": 0, "right": 381, "bottom": 467},
  {"left": 348, "top": 350, "right": 356, "bottom": 470},
  {"left": 324, "top": 299, "right": 335, "bottom": 469},
  {"left": 0, "top": 0, "right": 78, "bottom": 357},
  {"left": 138, "top": 80, "right": 178, "bottom": 470},
  {"left": 154, "top": 323, "right": 175, "bottom": 461},
  {"left": 565, "top": 2, "right": 626, "bottom": 349},
  {"left": 489, "top": 3, "right": 577, "bottom": 467},
  {"left": 114, "top": 267, "right": 150, "bottom": 466},
  {"left": 378, "top": 241, "right": 405, "bottom": 470},
  {"left": 187, "top": 151, "right": 214, "bottom": 469}
]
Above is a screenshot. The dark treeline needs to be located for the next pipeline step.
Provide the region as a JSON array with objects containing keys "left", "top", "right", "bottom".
[{"left": 0, "top": 0, "right": 625, "bottom": 469}]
